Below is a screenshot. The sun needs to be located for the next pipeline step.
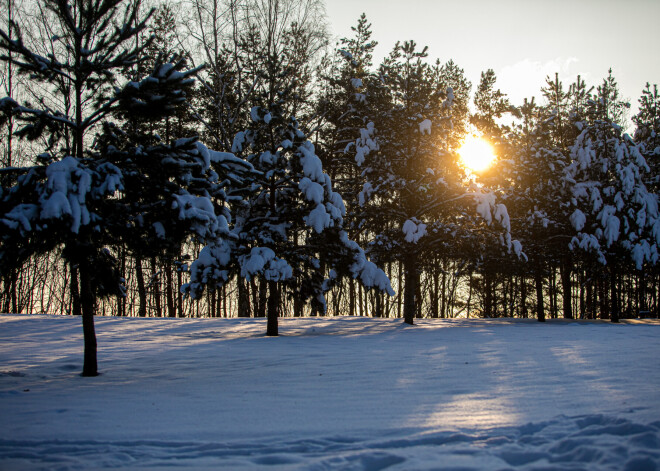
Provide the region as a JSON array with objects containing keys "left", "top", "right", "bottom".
[{"left": 458, "top": 135, "right": 496, "bottom": 172}]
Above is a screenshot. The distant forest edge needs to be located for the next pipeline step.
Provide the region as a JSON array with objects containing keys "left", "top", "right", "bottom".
[{"left": 1, "top": 0, "right": 658, "bottom": 327}]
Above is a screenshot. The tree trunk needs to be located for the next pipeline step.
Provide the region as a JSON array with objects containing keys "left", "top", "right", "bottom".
[
  {"left": 397, "top": 261, "right": 403, "bottom": 318},
  {"left": 165, "top": 264, "right": 176, "bottom": 317},
  {"left": 585, "top": 276, "right": 593, "bottom": 319},
  {"left": 549, "top": 267, "right": 558, "bottom": 319},
  {"left": 484, "top": 273, "right": 493, "bottom": 317},
  {"left": 70, "top": 263, "right": 81, "bottom": 316},
  {"left": 520, "top": 275, "right": 528, "bottom": 318},
  {"left": 251, "top": 278, "right": 261, "bottom": 317},
  {"left": 535, "top": 268, "right": 545, "bottom": 322},
  {"left": 466, "top": 273, "right": 473, "bottom": 318},
  {"left": 266, "top": 280, "right": 279, "bottom": 336},
  {"left": 135, "top": 257, "right": 147, "bottom": 317},
  {"left": 403, "top": 253, "right": 418, "bottom": 325},
  {"left": 610, "top": 260, "right": 620, "bottom": 323},
  {"left": 237, "top": 277, "right": 250, "bottom": 317},
  {"left": 349, "top": 279, "right": 355, "bottom": 316},
  {"left": 176, "top": 269, "right": 183, "bottom": 317},
  {"left": 415, "top": 271, "right": 422, "bottom": 319},
  {"left": 79, "top": 264, "right": 98, "bottom": 377},
  {"left": 293, "top": 278, "right": 303, "bottom": 317},
  {"left": 118, "top": 247, "right": 126, "bottom": 317},
  {"left": 599, "top": 275, "right": 608, "bottom": 319},
  {"left": 639, "top": 270, "right": 647, "bottom": 316},
  {"left": 560, "top": 257, "right": 573, "bottom": 319},
  {"left": 151, "top": 258, "right": 162, "bottom": 317},
  {"left": 257, "top": 279, "right": 267, "bottom": 317}
]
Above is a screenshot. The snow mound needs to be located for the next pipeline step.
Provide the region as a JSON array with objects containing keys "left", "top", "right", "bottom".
[{"left": 1, "top": 415, "right": 658, "bottom": 470}]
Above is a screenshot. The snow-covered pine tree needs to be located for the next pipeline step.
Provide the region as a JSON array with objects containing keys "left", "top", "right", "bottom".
[
  {"left": 504, "top": 75, "right": 594, "bottom": 320},
  {"left": 566, "top": 74, "right": 659, "bottom": 322},
  {"left": 120, "top": 4, "right": 200, "bottom": 317},
  {"left": 355, "top": 41, "right": 516, "bottom": 325},
  {"left": 0, "top": 0, "right": 250, "bottom": 375},
  {"left": 633, "top": 83, "right": 660, "bottom": 195},
  {"left": 313, "top": 14, "right": 380, "bottom": 315},
  {"left": 471, "top": 69, "right": 515, "bottom": 145},
  {"left": 464, "top": 69, "right": 521, "bottom": 318},
  {"left": 185, "top": 100, "right": 394, "bottom": 335},
  {"left": 316, "top": 13, "right": 377, "bottom": 201}
]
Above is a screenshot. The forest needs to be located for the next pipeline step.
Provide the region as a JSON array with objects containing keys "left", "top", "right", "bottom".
[{"left": 1, "top": 0, "right": 659, "bottom": 343}]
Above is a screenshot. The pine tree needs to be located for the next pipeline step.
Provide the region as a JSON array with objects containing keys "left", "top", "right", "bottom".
[
  {"left": 184, "top": 99, "right": 394, "bottom": 335},
  {"left": 566, "top": 78, "right": 659, "bottom": 322},
  {"left": 471, "top": 68, "right": 515, "bottom": 143},
  {"left": 355, "top": 41, "right": 515, "bottom": 325},
  {"left": 0, "top": 0, "right": 249, "bottom": 375},
  {"left": 315, "top": 13, "right": 377, "bottom": 227},
  {"left": 633, "top": 83, "right": 660, "bottom": 194}
]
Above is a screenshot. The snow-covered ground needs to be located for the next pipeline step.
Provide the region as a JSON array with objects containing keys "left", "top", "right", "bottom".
[{"left": 0, "top": 314, "right": 659, "bottom": 470}]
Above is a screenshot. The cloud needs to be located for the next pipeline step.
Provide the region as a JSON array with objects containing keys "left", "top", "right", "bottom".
[{"left": 497, "top": 57, "right": 588, "bottom": 106}]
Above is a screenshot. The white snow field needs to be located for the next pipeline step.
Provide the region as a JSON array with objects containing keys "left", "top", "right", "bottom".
[{"left": 0, "top": 315, "right": 659, "bottom": 470}]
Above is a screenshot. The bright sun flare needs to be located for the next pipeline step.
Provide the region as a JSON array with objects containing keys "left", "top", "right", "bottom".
[{"left": 458, "top": 135, "right": 496, "bottom": 172}]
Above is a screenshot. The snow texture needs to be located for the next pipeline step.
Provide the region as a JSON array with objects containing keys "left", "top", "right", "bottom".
[
  {"left": 0, "top": 315, "right": 658, "bottom": 470},
  {"left": 171, "top": 194, "right": 226, "bottom": 238},
  {"left": 298, "top": 177, "right": 324, "bottom": 204},
  {"left": 402, "top": 218, "right": 427, "bottom": 243},
  {"left": 231, "top": 132, "right": 247, "bottom": 153},
  {"left": 570, "top": 209, "right": 587, "bottom": 231},
  {"left": 354, "top": 122, "right": 378, "bottom": 167},
  {"left": 239, "top": 247, "right": 293, "bottom": 281},
  {"left": 566, "top": 125, "right": 660, "bottom": 267},
  {"left": 41, "top": 157, "right": 92, "bottom": 233},
  {"left": 419, "top": 119, "right": 432, "bottom": 135},
  {"left": 304, "top": 204, "right": 332, "bottom": 233},
  {"left": 444, "top": 87, "right": 455, "bottom": 108},
  {"left": 339, "top": 232, "right": 394, "bottom": 296},
  {"left": 298, "top": 141, "right": 325, "bottom": 183},
  {"left": 473, "top": 190, "right": 511, "bottom": 233}
]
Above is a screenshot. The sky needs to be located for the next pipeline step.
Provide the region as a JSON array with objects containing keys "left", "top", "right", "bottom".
[{"left": 324, "top": 0, "right": 660, "bottom": 119}]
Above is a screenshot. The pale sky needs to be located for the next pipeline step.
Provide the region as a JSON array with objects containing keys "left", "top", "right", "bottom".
[{"left": 324, "top": 0, "right": 660, "bottom": 118}]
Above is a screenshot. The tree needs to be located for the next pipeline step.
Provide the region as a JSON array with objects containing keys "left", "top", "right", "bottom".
[
  {"left": 633, "top": 83, "right": 660, "bottom": 195},
  {"left": 354, "top": 41, "right": 515, "bottom": 325},
  {"left": 185, "top": 78, "right": 394, "bottom": 335},
  {"left": 0, "top": 0, "right": 249, "bottom": 375},
  {"left": 566, "top": 79, "right": 659, "bottom": 322},
  {"left": 315, "top": 13, "right": 377, "bottom": 230}
]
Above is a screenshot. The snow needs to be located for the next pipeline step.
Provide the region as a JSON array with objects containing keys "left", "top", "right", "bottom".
[
  {"left": 250, "top": 106, "right": 261, "bottom": 122},
  {"left": 298, "top": 177, "right": 324, "bottom": 204},
  {"left": 354, "top": 122, "right": 378, "bottom": 167},
  {"left": 239, "top": 247, "right": 292, "bottom": 281},
  {"left": 419, "top": 119, "right": 432, "bottom": 135},
  {"left": 298, "top": 141, "right": 325, "bottom": 182},
  {"left": 359, "top": 181, "right": 373, "bottom": 206},
  {"left": 231, "top": 131, "right": 247, "bottom": 153},
  {"left": 474, "top": 190, "right": 496, "bottom": 225},
  {"left": 0, "top": 204, "right": 38, "bottom": 232},
  {"left": 0, "top": 315, "right": 659, "bottom": 470},
  {"left": 444, "top": 87, "right": 455, "bottom": 108},
  {"left": 351, "top": 78, "right": 363, "bottom": 89},
  {"left": 511, "top": 239, "right": 526, "bottom": 260},
  {"left": 570, "top": 208, "right": 587, "bottom": 231},
  {"left": 171, "top": 194, "right": 225, "bottom": 238},
  {"left": 402, "top": 218, "right": 427, "bottom": 243},
  {"left": 304, "top": 203, "right": 332, "bottom": 233},
  {"left": 152, "top": 222, "right": 166, "bottom": 239}
]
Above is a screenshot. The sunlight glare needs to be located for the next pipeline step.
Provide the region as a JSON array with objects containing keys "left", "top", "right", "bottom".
[{"left": 458, "top": 135, "right": 496, "bottom": 172}]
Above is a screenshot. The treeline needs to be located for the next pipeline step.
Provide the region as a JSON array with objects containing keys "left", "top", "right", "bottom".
[{"left": 1, "top": 0, "right": 659, "bottom": 329}]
